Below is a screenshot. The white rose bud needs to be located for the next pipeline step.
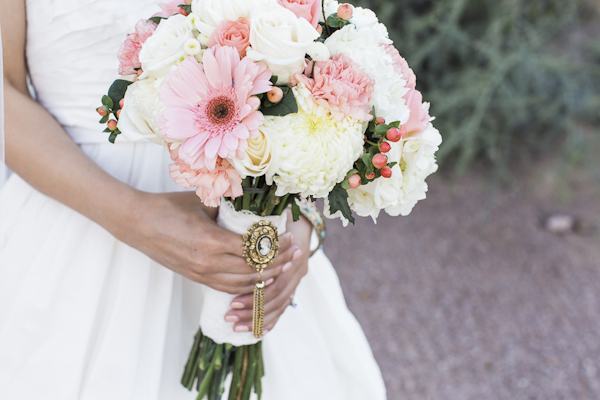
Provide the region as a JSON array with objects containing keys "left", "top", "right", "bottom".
[
  {"left": 184, "top": 38, "right": 202, "bottom": 56},
  {"left": 306, "top": 42, "right": 331, "bottom": 62},
  {"left": 139, "top": 15, "right": 194, "bottom": 79},
  {"left": 247, "top": 7, "right": 320, "bottom": 85},
  {"left": 117, "top": 78, "right": 166, "bottom": 145}
]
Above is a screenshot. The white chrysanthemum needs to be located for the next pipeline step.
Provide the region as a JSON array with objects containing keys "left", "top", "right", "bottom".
[
  {"left": 350, "top": 7, "right": 390, "bottom": 41},
  {"left": 184, "top": 38, "right": 202, "bottom": 55},
  {"left": 342, "top": 123, "right": 441, "bottom": 222},
  {"left": 307, "top": 42, "right": 331, "bottom": 62},
  {"left": 271, "top": 84, "right": 366, "bottom": 198},
  {"left": 325, "top": 24, "right": 409, "bottom": 124},
  {"left": 118, "top": 77, "right": 168, "bottom": 145}
]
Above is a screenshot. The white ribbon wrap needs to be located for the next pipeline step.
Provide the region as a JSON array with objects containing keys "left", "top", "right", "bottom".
[{"left": 198, "top": 199, "right": 287, "bottom": 346}]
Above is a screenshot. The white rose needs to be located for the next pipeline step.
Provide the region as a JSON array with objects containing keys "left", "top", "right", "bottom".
[
  {"left": 247, "top": 7, "right": 320, "bottom": 85},
  {"left": 117, "top": 78, "right": 166, "bottom": 145},
  {"left": 139, "top": 15, "right": 194, "bottom": 79},
  {"left": 191, "top": 0, "right": 279, "bottom": 37},
  {"left": 230, "top": 126, "right": 281, "bottom": 183}
]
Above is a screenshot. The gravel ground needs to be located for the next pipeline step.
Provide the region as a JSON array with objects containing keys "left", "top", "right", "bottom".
[{"left": 324, "top": 168, "right": 600, "bottom": 400}]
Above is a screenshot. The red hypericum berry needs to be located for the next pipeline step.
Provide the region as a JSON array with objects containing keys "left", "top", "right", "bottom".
[
  {"left": 386, "top": 127, "right": 401, "bottom": 142},
  {"left": 348, "top": 174, "right": 361, "bottom": 189},
  {"left": 116, "top": 109, "right": 121, "bottom": 119},
  {"left": 376, "top": 116, "right": 385, "bottom": 125},
  {"left": 316, "top": 25, "right": 323, "bottom": 35},
  {"left": 107, "top": 120, "right": 118, "bottom": 131},
  {"left": 267, "top": 87, "right": 284, "bottom": 103},
  {"left": 337, "top": 4, "right": 354, "bottom": 20},
  {"left": 379, "top": 142, "right": 391, "bottom": 153},
  {"left": 372, "top": 153, "right": 388, "bottom": 169},
  {"left": 119, "top": 98, "right": 125, "bottom": 108},
  {"left": 97, "top": 107, "right": 107, "bottom": 117},
  {"left": 366, "top": 171, "right": 376, "bottom": 180},
  {"left": 381, "top": 167, "right": 392, "bottom": 178},
  {"left": 178, "top": 6, "right": 189, "bottom": 16}
]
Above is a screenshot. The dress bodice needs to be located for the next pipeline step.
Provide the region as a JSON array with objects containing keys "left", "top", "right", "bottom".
[{"left": 25, "top": 0, "right": 159, "bottom": 144}]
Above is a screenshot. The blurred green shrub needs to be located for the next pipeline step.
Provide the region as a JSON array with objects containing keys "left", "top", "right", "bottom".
[{"left": 352, "top": 0, "right": 600, "bottom": 174}]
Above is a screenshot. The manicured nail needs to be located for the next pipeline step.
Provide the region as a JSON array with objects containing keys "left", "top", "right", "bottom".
[
  {"left": 231, "top": 302, "right": 245, "bottom": 309},
  {"left": 234, "top": 325, "right": 250, "bottom": 333},
  {"left": 282, "top": 262, "right": 293, "bottom": 272},
  {"left": 265, "top": 278, "right": 274, "bottom": 286},
  {"left": 225, "top": 315, "right": 239, "bottom": 323},
  {"left": 293, "top": 249, "right": 302, "bottom": 260}
]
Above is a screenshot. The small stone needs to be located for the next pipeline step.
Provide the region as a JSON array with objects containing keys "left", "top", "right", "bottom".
[{"left": 544, "top": 214, "right": 575, "bottom": 234}]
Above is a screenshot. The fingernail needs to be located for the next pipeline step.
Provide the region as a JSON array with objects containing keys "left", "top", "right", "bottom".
[
  {"left": 293, "top": 249, "right": 302, "bottom": 260},
  {"left": 231, "top": 302, "right": 245, "bottom": 309},
  {"left": 265, "top": 278, "right": 274, "bottom": 286},
  {"left": 282, "top": 262, "right": 293, "bottom": 272},
  {"left": 225, "top": 315, "right": 239, "bottom": 323},
  {"left": 234, "top": 325, "right": 250, "bottom": 333}
]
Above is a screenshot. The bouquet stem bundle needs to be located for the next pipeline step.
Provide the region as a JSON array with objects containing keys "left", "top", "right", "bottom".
[
  {"left": 182, "top": 327, "right": 264, "bottom": 400},
  {"left": 182, "top": 178, "right": 298, "bottom": 399}
]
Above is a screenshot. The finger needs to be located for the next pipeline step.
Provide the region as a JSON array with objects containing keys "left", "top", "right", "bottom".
[
  {"left": 227, "top": 274, "right": 298, "bottom": 327},
  {"left": 269, "top": 244, "right": 297, "bottom": 270},
  {"left": 228, "top": 266, "right": 294, "bottom": 310}
]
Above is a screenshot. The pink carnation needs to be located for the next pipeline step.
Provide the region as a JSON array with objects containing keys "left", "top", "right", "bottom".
[
  {"left": 384, "top": 45, "right": 430, "bottom": 133},
  {"left": 292, "top": 54, "right": 374, "bottom": 121},
  {"left": 168, "top": 144, "right": 243, "bottom": 207},
  {"left": 153, "top": 0, "right": 187, "bottom": 18},
  {"left": 384, "top": 45, "right": 416, "bottom": 90},
  {"left": 403, "top": 88, "right": 430, "bottom": 134},
  {"left": 280, "top": 0, "right": 321, "bottom": 28},
  {"left": 208, "top": 18, "right": 251, "bottom": 58},
  {"left": 117, "top": 19, "right": 157, "bottom": 76},
  {"left": 159, "top": 46, "right": 272, "bottom": 171}
]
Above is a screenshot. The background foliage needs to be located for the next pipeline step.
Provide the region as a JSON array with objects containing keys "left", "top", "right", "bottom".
[{"left": 351, "top": 0, "right": 600, "bottom": 175}]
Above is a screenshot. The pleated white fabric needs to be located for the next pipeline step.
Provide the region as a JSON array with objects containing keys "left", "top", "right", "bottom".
[{"left": 0, "top": 1, "right": 387, "bottom": 399}]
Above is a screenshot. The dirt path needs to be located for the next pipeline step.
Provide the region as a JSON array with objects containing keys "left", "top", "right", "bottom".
[{"left": 324, "top": 169, "right": 600, "bottom": 400}]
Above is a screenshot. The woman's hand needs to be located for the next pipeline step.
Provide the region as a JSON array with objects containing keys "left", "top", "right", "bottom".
[
  {"left": 108, "top": 190, "right": 299, "bottom": 295},
  {"left": 224, "top": 209, "right": 312, "bottom": 332}
]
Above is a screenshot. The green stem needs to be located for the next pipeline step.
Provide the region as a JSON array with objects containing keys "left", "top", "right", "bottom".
[
  {"left": 262, "top": 185, "right": 279, "bottom": 216},
  {"left": 197, "top": 348, "right": 219, "bottom": 399},
  {"left": 275, "top": 194, "right": 290, "bottom": 216}
]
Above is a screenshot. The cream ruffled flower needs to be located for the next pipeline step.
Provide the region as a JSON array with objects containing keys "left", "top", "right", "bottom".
[
  {"left": 271, "top": 84, "right": 366, "bottom": 198},
  {"left": 117, "top": 77, "right": 168, "bottom": 145},
  {"left": 342, "top": 123, "right": 442, "bottom": 222}
]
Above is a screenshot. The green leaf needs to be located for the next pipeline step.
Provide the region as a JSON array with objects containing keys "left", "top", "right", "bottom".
[
  {"left": 269, "top": 76, "right": 278, "bottom": 85},
  {"left": 99, "top": 115, "right": 109, "bottom": 124},
  {"left": 328, "top": 184, "right": 355, "bottom": 224},
  {"left": 341, "top": 180, "right": 350, "bottom": 190},
  {"left": 179, "top": 4, "right": 192, "bottom": 14},
  {"left": 375, "top": 123, "right": 390, "bottom": 136},
  {"left": 108, "top": 130, "right": 120, "bottom": 143},
  {"left": 345, "top": 169, "right": 359, "bottom": 179},
  {"left": 291, "top": 198, "right": 301, "bottom": 222},
  {"left": 148, "top": 16, "right": 165, "bottom": 25},
  {"left": 388, "top": 162, "right": 398, "bottom": 168},
  {"left": 362, "top": 153, "right": 372, "bottom": 166},
  {"left": 326, "top": 15, "right": 351, "bottom": 29},
  {"left": 108, "top": 79, "right": 134, "bottom": 110},
  {"left": 261, "top": 87, "right": 298, "bottom": 116},
  {"left": 101, "top": 95, "right": 114, "bottom": 109}
]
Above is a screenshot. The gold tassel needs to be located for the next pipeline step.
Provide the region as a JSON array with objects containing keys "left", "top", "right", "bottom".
[{"left": 253, "top": 281, "right": 265, "bottom": 338}]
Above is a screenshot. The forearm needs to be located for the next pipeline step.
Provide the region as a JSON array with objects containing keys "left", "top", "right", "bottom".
[{"left": 4, "top": 79, "right": 137, "bottom": 231}]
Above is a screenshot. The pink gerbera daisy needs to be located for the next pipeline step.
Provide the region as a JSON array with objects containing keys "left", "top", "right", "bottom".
[{"left": 159, "top": 46, "right": 272, "bottom": 171}]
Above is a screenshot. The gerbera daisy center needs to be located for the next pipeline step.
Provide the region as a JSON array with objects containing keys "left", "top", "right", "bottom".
[{"left": 206, "top": 95, "right": 237, "bottom": 126}]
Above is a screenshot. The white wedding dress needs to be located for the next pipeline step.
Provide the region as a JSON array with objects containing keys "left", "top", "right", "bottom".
[{"left": 0, "top": 1, "right": 387, "bottom": 399}]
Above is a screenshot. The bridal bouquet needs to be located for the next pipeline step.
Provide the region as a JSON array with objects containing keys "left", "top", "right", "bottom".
[{"left": 98, "top": 0, "right": 441, "bottom": 398}]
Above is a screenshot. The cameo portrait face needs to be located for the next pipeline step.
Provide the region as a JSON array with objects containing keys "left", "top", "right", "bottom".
[{"left": 258, "top": 236, "right": 272, "bottom": 256}]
